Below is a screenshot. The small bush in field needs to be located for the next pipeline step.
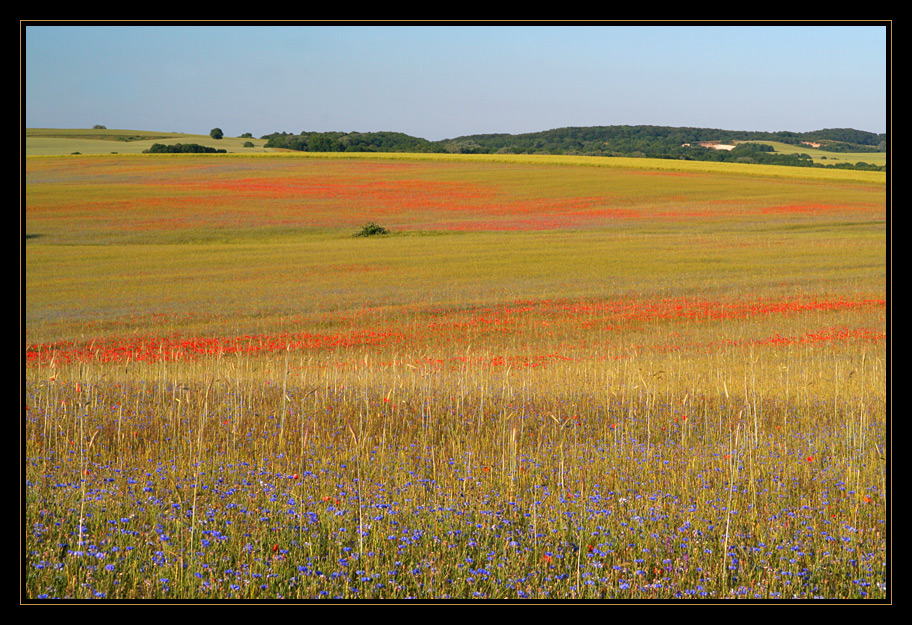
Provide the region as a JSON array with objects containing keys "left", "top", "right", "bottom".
[{"left": 354, "top": 222, "right": 389, "bottom": 237}]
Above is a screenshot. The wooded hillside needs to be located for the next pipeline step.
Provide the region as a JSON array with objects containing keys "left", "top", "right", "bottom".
[{"left": 261, "top": 125, "right": 886, "bottom": 170}]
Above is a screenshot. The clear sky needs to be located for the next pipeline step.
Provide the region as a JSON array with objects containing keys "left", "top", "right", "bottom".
[{"left": 23, "top": 23, "right": 889, "bottom": 141}]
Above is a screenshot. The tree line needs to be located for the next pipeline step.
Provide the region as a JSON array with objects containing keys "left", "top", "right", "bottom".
[
  {"left": 257, "top": 125, "right": 885, "bottom": 171},
  {"left": 144, "top": 143, "right": 227, "bottom": 154},
  {"left": 262, "top": 131, "right": 438, "bottom": 154}
]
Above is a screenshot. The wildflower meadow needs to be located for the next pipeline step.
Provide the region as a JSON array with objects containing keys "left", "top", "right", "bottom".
[{"left": 24, "top": 152, "right": 887, "bottom": 600}]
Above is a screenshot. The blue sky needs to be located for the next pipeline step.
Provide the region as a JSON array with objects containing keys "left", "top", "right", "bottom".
[{"left": 24, "top": 23, "right": 889, "bottom": 140}]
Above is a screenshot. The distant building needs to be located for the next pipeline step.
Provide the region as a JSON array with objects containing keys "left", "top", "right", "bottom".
[{"left": 682, "top": 141, "right": 736, "bottom": 151}]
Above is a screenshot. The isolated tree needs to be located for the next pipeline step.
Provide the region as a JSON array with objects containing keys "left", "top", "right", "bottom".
[{"left": 210, "top": 128, "right": 224, "bottom": 140}]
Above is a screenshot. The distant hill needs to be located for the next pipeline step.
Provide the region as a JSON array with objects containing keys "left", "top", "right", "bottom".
[
  {"left": 24, "top": 128, "right": 271, "bottom": 155},
  {"left": 260, "top": 125, "right": 886, "bottom": 171},
  {"left": 26, "top": 125, "right": 886, "bottom": 171}
]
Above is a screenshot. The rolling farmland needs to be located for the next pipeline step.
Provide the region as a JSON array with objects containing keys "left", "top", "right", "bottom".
[{"left": 24, "top": 151, "right": 888, "bottom": 600}]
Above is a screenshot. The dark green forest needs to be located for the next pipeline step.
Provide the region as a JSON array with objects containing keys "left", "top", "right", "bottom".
[{"left": 261, "top": 125, "right": 886, "bottom": 171}]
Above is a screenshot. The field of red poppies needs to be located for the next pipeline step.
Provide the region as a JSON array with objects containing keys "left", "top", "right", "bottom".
[{"left": 24, "top": 153, "right": 887, "bottom": 600}]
